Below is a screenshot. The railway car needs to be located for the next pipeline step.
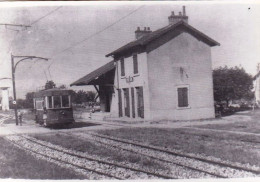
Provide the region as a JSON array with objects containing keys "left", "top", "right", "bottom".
[{"left": 33, "top": 88, "right": 74, "bottom": 126}]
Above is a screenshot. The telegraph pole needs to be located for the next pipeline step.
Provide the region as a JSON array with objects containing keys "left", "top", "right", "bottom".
[{"left": 11, "top": 54, "right": 48, "bottom": 126}]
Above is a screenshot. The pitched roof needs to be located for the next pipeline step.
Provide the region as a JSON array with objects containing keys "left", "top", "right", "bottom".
[
  {"left": 106, "top": 21, "right": 220, "bottom": 58},
  {"left": 70, "top": 60, "right": 115, "bottom": 86}
]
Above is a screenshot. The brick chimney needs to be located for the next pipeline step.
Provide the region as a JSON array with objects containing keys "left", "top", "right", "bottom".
[
  {"left": 135, "top": 27, "right": 152, "bottom": 39},
  {"left": 168, "top": 6, "right": 188, "bottom": 25}
]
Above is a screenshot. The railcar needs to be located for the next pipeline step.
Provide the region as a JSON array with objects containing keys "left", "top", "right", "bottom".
[{"left": 33, "top": 88, "right": 74, "bottom": 126}]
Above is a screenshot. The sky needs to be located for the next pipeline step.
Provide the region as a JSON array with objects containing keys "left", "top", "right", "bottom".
[{"left": 0, "top": 1, "right": 260, "bottom": 99}]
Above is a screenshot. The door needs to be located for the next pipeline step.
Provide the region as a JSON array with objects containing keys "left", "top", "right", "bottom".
[
  {"left": 131, "top": 88, "right": 135, "bottom": 118},
  {"left": 105, "top": 93, "right": 110, "bottom": 112},
  {"left": 136, "top": 87, "right": 144, "bottom": 118},
  {"left": 123, "top": 88, "right": 130, "bottom": 117},
  {"left": 118, "top": 89, "right": 122, "bottom": 117}
]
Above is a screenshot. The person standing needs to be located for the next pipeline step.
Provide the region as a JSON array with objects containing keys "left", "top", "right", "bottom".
[
  {"left": 43, "top": 107, "right": 47, "bottom": 126},
  {"left": 18, "top": 110, "right": 23, "bottom": 126}
]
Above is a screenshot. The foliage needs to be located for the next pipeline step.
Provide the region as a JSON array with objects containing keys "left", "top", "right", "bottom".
[
  {"left": 71, "top": 90, "right": 96, "bottom": 104},
  {"left": 87, "top": 91, "right": 96, "bottom": 102},
  {"left": 213, "top": 66, "right": 254, "bottom": 104},
  {"left": 45, "top": 80, "right": 56, "bottom": 90},
  {"left": 58, "top": 84, "right": 67, "bottom": 89},
  {"left": 25, "top": 92, "right": 34, "bottom": 108},
  {"left": 8, "top": 92, "right": 35, "bottom": 109}
]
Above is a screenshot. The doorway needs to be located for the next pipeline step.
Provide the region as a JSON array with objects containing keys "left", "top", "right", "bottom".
[
  {"left": 136, "top": 86, "right": 144, "bottom": 118},
  {"left": 123, "top": 88, "right": 130, "bottom": 117}
]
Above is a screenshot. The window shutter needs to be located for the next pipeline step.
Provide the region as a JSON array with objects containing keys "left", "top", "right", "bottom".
[
  {"left": 182, "top": 88, "right": 188, "bottom": 107},
  {"left": 133, "top": 55, "right": 138, "bottom": 74},
  {"left": 178, "top": 87, "right": 188, "bottom": 107},
  {"left": 131, "top": 88, "right": 135, "bottom": 118},
  {"left": 118, "top": 89, "right": 122, "bottom": 117},
  {"left": 120, "top": 58, "right": 125, "bottom": 76}
]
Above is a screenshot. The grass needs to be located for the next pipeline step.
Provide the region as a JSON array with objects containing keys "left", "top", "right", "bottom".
[
  {"left": 32, "top": 133, "right": 168, "bottom": 172},
  {"left": 98, "top": 127, "right": 260, "bottom": 167},
  {"left": 0, "top": 137, "right": 86, "bottom": 179},
  {"left": 198, "top": 109, "right": 260, "bottom": 134}
]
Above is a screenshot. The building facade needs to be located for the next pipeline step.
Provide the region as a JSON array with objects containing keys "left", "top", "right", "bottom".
[
  {"left": 253, "top": 63, "right": 260, "bottom": 106},
  {"left": 71, "top": 7, "right": 220, "bottom": 121}
]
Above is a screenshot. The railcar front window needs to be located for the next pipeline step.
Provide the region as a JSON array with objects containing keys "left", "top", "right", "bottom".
[
  {"left": 36, "top": 100, "right": 43, "bottom": 110},
  {"left": 62, "top": 95, "right": 70, "bottom": 107},
  {"left": 48, "top": 96, "right": 53, "bottom": 108},
  {"left": 53, "top": 96, "right": 61, "bottom": 108}
]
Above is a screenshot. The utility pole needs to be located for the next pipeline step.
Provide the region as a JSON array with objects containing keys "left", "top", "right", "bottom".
[{"left": 11, "top": 54, "right": 48, "bottom": 126}]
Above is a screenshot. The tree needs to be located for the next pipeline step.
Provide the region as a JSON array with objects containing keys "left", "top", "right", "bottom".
[
  {"left": 45, "top": 80, "right": 56, "bottom": 90},
  {"left": 58, "top": 84, "right": 67, "bottom": 89},
  {"left": 87, "top": 91, "right": 96, "bottom": 102},
  {"left": 25, "top": 92, "right": 35, "bottom": 108},
  {"left": 72, "top": 90, "right": 88, "bottom": 104},
  {"left": 213, "top": 66, "right": 254, "bottom": 105},
  {"left": 71, "top": 90, "right": 97, "bottom": 104}
]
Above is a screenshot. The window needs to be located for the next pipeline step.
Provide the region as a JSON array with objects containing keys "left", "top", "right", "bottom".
[
  {"left": 48, "top": 96, "right": 53, "bottom": 109},
  {"left": 62, "top": 95, "right": 70, "bottom": 107},
  {"left": 35, "top": 98, "right": 44, "bottom": 110},
  {"left": 53, "top": 96, "right": 61, "bottom": 108},
  {"left": 133, "top": 54, "right": 138, "bottom": 74},
  {"left": 120, "top": 58, "right": 125, "bottom": 76},
  {"left": 177, "top": 87, "right": 189, "bottom": 108}
]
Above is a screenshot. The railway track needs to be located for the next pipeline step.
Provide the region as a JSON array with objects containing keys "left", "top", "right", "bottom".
[
  {"left": 68, "top": 131, "right": 259, "bottom": 178},
  {"left": 0, "top": 113, "right": 13, "bottom": 125},
  {"left": 5, "top": 133, "right": 179, "bottom": 179},
  {"left": 65, "top": 132, "right": 226, "bottom": 178}
]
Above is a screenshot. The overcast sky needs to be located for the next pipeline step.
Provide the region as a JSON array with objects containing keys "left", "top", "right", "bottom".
[{"left": 0, "top": 1, "right": 260, "bottom": 99}]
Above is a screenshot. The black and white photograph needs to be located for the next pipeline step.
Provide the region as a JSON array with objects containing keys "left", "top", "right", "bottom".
[{"left": 0, "top": 0, "right": 260, "bottom": 180}]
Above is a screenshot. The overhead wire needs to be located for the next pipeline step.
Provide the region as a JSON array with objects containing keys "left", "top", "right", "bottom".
[
  {"left": 13, "top": 5, "right": 145, "bottom": 93},
  {"left": 8, "top": 6, "right": 63, "bottom": 96},
  {"left": 30, "top": 6, "right": 62, "bottom": 26},
  {"left": 7, "top": 6, "right": 62, "bottom": 54},
  {"left": 46, "top": 5, "right": 145, "bottom": 69},
  {"left": 12, "top": 6, "right": 63, "bottom": 81}
]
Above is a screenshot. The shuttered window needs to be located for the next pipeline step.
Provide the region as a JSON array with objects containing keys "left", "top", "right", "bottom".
[
  {"left": 120, "top": 58, "right": 125, "bottom": 76},
  {"left": 177, "top": 87, "right": 189, "bottom": 107},
  {"left": 131, "top": 88, "right": 135, "bottom": 118},
  {"left": 118, "top": 89, "right": 123, "bottom": 117},
  {"left": 133, "top": 54, "right": 138, "bottom": 74}
]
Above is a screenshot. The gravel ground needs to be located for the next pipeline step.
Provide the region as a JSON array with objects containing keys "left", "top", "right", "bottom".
[
  {"left": 0, "top": 114, "right": 13, "bottom": 125},
  {"left": 4, "top": 135, "right": 109, "bottom": 180},
  {"left": 4, "top": 134, "right": 169, "bottom": 179},
  {"left": 74, "top": 132, "right": 259, "bottom": 178},
  {"left": 70, "top": 132, "right": 216, "bottom": 179}
]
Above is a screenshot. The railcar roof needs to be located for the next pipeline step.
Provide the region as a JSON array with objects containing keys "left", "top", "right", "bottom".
[{"left": 34, "top": 88, "right": 73, "bottom": 97}]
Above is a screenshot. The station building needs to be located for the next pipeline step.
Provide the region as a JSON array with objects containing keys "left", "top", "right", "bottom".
[{"left": 71, "top": 7, "right": 220, "bottom": 121}]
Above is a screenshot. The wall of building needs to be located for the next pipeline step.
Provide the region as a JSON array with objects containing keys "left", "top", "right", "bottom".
[
  {"left": 1, "top": 89, "right": 10, "bottom": 111},
  {"left": 147, "top": 32, "right": 215, "bottom": 120},
  {"left": 110, "top": 52, "right": 151, "bottom": 119},
  {"left": 255, "top": 76, "right": 260, "bottom": 105}
]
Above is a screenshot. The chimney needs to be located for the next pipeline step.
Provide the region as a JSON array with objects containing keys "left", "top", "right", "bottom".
[
  {"left": 135, "top": 27, "right": 152, "bottom": 39},
  {"left": 168, "top": 6, "right": 188, "bottom": 25}
]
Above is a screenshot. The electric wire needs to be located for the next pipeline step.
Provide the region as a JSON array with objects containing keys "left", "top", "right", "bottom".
[
  {"left": 46, "top": 5, "right": 145, "bottom": 68},
  {"left": 13, "top": 5, "right": 144, "bottom": 95}
]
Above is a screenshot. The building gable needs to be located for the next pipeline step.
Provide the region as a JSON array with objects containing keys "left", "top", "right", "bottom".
[{"left": 106, "top": 21, "right": 219, "bottom": 59}]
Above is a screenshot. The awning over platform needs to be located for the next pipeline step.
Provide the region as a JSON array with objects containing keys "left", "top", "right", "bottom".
[{"left": 70, "top": 61, "right": 116, "bottom": 86}]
